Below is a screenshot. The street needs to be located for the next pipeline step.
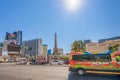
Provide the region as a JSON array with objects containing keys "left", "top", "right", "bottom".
[
  {"left": 0, "top": 63, "right": 68, "bottom": 80},
  {"left": 0, "top": 63, "right": 120, "bottom": 80},
  {"left": 68, "top": 72, "right": 120, "bottom": 80}
]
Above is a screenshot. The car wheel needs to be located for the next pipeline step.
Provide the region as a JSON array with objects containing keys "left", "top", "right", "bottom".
[
  {"left": 77, "top": 69, "right": 85, "bottom": 76},
  {"left": 58, "top": 63, "right": 61, "bottom": 65}
]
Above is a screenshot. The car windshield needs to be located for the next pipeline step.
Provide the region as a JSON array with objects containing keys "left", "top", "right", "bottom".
[{"left": 54, "top": 60, "right": 58, "bottom": 62}]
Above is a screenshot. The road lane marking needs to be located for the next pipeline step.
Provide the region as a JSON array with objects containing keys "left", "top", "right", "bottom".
[{"left": 86, "top": 71, "right": 120, "bottom": 75}]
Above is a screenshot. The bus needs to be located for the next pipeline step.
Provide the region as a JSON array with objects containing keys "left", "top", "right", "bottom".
[{"left": 69, "top": 51, "right": 120, "bottom": 76}]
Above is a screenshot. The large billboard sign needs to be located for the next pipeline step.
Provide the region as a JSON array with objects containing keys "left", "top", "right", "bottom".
[
  {"left": 5, "top": 31, "right": 22, "bottom": 45},
  {"left": 8, "top": 33, "right": 16, "bottom": 40},
  {"left": 6, "top": 32, "right": 17, "bottom": 40}
]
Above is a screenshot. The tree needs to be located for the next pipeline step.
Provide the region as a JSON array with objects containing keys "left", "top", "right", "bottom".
[
  {"left": 71, "top": 40, "right": 85, "bottom": 52},
  {"left": 108, "top": 44, "right": 119, "bottom": 51}
]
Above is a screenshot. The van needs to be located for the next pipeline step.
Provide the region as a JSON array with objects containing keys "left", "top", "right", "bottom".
[{"left": 69, "top": 51, "right": 120, "bottom": 75}]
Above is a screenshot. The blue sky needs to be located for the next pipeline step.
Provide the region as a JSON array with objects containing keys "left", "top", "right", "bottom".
[{"left": 0, "top": 0, "right": 120, "bottom": 53}]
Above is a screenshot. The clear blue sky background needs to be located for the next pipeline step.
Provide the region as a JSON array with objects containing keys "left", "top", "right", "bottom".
[{"left": 0, "top": 0, "right": 120, "bottom": 53}]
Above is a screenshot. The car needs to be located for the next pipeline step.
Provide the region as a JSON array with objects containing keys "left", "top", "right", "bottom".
[
  {"left": 63, "top": 60, "right": 69, "bottom": 64},
  {"left": 49, "top": 60, "right": 63, "bottom": 65},
  {"left": 19, "top": 60, "right": 27, "bottom": 65},
  {"left": 29, "top": 60, "right": 36, "bottom": 65}
]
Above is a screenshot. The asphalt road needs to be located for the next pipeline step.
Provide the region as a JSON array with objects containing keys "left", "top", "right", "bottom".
[
  {"left": 0, "top": 63, "right": 120, "bottom": 80},
  {"left": 0, "top": 63, "right": 68, "bottom": 80},
  {"left": 68, "top": 72, "right": 120, "bottom": 80}
]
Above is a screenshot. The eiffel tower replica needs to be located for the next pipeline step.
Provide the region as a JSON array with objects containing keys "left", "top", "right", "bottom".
[{"left": 53, "top": 33, "right": 58, "bottom": 55}]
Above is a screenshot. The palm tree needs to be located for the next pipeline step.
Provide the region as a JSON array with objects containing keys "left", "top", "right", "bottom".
[
  {"left": 108, "top": 44, "right": 120, "bottom": 51},
  {"left": 71, "top": 40, "right": 85, "bottom": 52}
]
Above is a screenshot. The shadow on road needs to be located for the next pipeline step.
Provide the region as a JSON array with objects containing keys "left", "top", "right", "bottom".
[{"left": 68, "top": 72, "right": 120, "bottom": 80}]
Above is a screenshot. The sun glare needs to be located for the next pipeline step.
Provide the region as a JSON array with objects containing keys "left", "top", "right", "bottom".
[{"left": 63, "top": 0, "right": 83, "bottom": 11}]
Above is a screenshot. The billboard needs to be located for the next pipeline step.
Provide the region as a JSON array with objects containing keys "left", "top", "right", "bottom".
[
  {"left": 6, "top": 32, "right": 17, "bottom": 40},
  {"left": 5, "top": 31, "right": 22, "bottom": 45}
]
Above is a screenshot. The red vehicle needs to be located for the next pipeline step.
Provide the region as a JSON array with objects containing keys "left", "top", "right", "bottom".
[{"left": 36, "top": 55, "right": 54, "bottom": 64}]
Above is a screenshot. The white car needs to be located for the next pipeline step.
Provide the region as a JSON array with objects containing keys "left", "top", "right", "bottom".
[
  {"left": 19, "top": 60, "right": 27, "bottom": 65},
  {"left": 49, "top": 60, "right": 63, "bottom": 65}
]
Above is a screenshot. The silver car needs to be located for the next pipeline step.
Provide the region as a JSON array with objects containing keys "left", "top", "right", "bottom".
[{"left": 49, "top": 60, "right": 63, "bottom": 65}]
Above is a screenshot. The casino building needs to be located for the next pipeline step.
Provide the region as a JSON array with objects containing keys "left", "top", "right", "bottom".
[
  {"left": 86, "top": 36, "right": 120, "bottom": 53},
  {"left": 3, "top": 31, "right": 22, "bottom": 61}
]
